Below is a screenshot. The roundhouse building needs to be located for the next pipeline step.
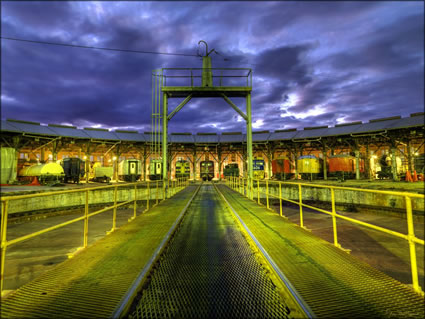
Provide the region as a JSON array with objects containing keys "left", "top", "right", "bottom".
[{"left": 1, "top": 112, "right": 424, "bottom": 183}]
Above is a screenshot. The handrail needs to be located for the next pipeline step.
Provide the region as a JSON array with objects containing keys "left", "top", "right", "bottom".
[
  {"left": 0, "top": 178, "right": 190, "bottom": 295},
  {"left": 226, "top": 176, "right": 425, "bottom": 295}
]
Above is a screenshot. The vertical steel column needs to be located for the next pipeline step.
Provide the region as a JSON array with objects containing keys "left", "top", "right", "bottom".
[
  {"left": 163, "top": 93, "right": 168, "bottom": 198},
  {"left": 323, "top": 147, "right": 327, "bottom": 180},
  {"left": 147, "top": 182, "right": 150, "bottom": 210},
  {"left": 391, "top": 147, "right": 398, "bottom": 181},
  {"left": 355, "top": 150, "right": 360, "bottom": 180},
  {"left": 246, "top": 93, "right": 253, "bottom": 199}
]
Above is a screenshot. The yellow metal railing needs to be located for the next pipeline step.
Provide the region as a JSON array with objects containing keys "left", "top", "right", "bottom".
[
  {"left": 0, "top": 178, "right": 189, "bottom": 294},
  {"left": 227, "top": 176, "right": 425, "bottom": 295}
]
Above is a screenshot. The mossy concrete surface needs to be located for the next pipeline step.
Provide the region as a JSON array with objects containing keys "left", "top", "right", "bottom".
[
  {"left": 218, "top": 184, "right": 424, "bottom": 319},
  {"left": 1, "top": 185, "right": 197, "bottom": 318}
]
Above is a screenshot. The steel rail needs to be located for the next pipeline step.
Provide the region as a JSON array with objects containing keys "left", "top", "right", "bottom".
[
  {"left": 213, "top": 183, "right": 315, "bottom": 319},
  {"left": 112, "top": 183, "right": 202, "bottom": 318}
]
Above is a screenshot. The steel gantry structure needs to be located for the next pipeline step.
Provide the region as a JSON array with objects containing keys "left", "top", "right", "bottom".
[{"left": 155, "top": 41, "right": 254, "bottom": 198}]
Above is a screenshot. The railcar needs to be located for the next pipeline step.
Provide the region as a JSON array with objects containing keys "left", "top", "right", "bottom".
[
  {"left": 271, "top": 157, "right": 294, "bottom": 180},
  {"left": 90, "top": 162, "right": 113, "bottom": 183},
  {"left": 297, "top": 155, "right": 322, "bottom": 180},
  {"left": 149, "top": 159, "right": 163, "bottom": 181},
  {"left": 253, "top": 157, "right": 265, "bottom": 180},
  {"left": 223, "top": 163, "right": 239, "bottom": 178},
  {"left": 62, "top": 158, "right": 85, "bottom": 183},
  {"left": 200, "top": 160, "right": 214, "bottom": 181},
  {"left": 175, "top": 160, "right": 190, "bottom": 178},
  {"left": 18, "top": 163, "right": 65, "bottom": 184},
  {"left": 328, "top": 155, "right": 364, "bottom": 179},
  {"left": 119, "top": 159, "right": 142, "bottom": 182}
]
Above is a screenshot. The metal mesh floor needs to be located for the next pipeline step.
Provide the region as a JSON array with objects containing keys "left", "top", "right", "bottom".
[{"left": 128, "top": 185, "right": 293, "bottom": 318}]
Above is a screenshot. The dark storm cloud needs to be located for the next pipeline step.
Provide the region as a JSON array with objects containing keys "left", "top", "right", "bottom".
[{"left": 1, "top": 1, "right": 423, "bottom": 133}]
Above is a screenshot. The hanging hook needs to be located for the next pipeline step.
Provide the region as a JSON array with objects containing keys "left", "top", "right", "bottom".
[{"left": 197, "top": 40, "right": 217, "bottom": 57}]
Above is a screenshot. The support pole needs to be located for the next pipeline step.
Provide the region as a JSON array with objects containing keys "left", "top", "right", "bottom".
[
  {"left": 355, "top": 149, "right": 360, "bottom": 180},
  {"left": 246, "top": 93, "right": 253, "bottom": 200},
  {"left": 163, "top": 93, "right": 168, "bottom": 198},
  {"left": 391, "top": 147, "right": 398, "bottom": 181}
]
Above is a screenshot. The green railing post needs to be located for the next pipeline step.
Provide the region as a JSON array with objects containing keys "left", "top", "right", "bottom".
[
  {"left": 298, "top": 184, "right": 304, "bottom": 228},
  {"left": 156, "top": 180, "right": 159, "bottom": 205},
  {"left": 132, "top": 184, "right": 137, "bottom": 220},
  {"left": 84, "top": 190, "right": 89, "bottom": 247},
  {"left": 147, "top": 182, "right": 150, "bottom": 210},
  {"left": 279, "top": 182, "right": 283, "bottom": 217},
  {"left": 331, "top": 188, "right": 339, "bottom": 247},
  {"left": 1, "top": 200, "right": 9, "bottom": 295},
  {"left": 111, "top": 186, "right": 118, "bottom": 233},
  {"left": 266, "top": 179, "right": 269, "bottom": 209},
  {"left": 257, "top": 179, "right": 260, "bottom": 204},
  {"left": 405, "top": 196, "right": 420, "bottom": 293}
]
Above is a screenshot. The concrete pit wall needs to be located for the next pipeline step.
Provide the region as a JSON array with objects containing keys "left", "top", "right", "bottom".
[
  {"left": 248, "top": 184, "right": 424, "bottom": 215},
  {"left": 5, "top": 186, "right": 166, "bottom": 216}
]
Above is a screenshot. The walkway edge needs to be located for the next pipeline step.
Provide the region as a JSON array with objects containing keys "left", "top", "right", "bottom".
[
  {"left": 213, "top": 183, "right": 315, "bottom": 319},
  {"left": 112, "top": 183, "right": 202, "bottom": 318}
]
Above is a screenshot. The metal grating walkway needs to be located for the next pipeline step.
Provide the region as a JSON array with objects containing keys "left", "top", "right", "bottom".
[
  {"left": 128, "top": 184, "right": 295, "bottom": 318},
  {"left": 217, "top": 184, "right": 425, "bottom": 319}
]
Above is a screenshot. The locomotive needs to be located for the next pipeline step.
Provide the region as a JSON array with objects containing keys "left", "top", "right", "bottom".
[
  {"left": 118, "top": 159, "right": 142, "bottom": 182},
  {"left": 223, "top": 163, "right": 239, "bottom": 178},
  {"left": 253, "top": 157, "right": 265, "bottom": 179},
  {"left": 271, "top": 157, "right": 294, "bottom": 180},
  {"left": 297, "top": 155, "right": 323, "bottom": 180},
  {"left": 175, "top": 160, "right": 190, "bottom": 178},
  {"left": 61, "top": 158, "right": 85, "bottom": 183},
  {"left": 328, "top": 155, "right": 364, "bottom": 179},
  {"left": 200, "top": 160, "right": 214, "bottom": 181}
]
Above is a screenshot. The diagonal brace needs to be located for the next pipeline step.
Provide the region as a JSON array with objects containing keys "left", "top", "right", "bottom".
[
  {"left": 167, "top": 94, "right": 193, "bottom": 121},
  {"left": 221, "top": 93, "right": 248, "bottom": 121}
]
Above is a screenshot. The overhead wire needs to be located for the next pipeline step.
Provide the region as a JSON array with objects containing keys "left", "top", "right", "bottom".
[{"left": 1, "top": 36, "right": 200, "bottom": 57}]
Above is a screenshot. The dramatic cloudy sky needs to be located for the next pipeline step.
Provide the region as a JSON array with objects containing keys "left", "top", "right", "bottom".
[{"left": 1, "top": 1, "right": 424, "bottom": 133}]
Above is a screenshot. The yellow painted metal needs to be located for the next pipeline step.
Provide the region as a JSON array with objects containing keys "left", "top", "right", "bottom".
[
  {"left": 257, "top": 179, "right": 260, "bottom": 204},
  {"left": 1, "top": 200, "right": 9, "bottom": 293},
  {"left": 298, "top": 184, "right": 304, "bottom": 228},
  {"left": 235, "top": 178, "right": 425, "bottom": 294},
  {"left": 156, "top": 180, "right": 159, "bottom": 205},
  {"left": 405, "top": 196, "right": 421, "bottom": 293},
  {"left": 279, "top": 182, "right": 282, "bottom": 217},
  {"left": 266, "top": 180, "right": 269, "bottom": 209},
  {"left": 84, "top": 190, "right": 89, "bottom": 248},
  {"left": 147, "top": 182, "right": 150, "bottom": 210},
  {"left": 0, "top": 180, "right": 189, "bottom": 295},
  {"left": 331, "top": 188, "right": 339, "bottom": 248}
]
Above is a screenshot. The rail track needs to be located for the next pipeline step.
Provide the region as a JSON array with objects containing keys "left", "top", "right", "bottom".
[{"left": 122, "top": 183, "right": 311, "bottom": 318}]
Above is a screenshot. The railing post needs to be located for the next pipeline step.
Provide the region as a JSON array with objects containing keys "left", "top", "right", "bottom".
[
  {"left": 405, "top": 195, "right": 420, "bottom": 293},
  {"left": 156, "top": 180, "right": 159, "bottom": 205},
  {"left": 1, "top": 200, "right": 9, "bottom": 294},
  {"left": 132, "top": 184, "right": 137, "bottom": 220},
  {"left": 147, "top": 182, "right": 150, "bottom": 210},
  {"left": 331, "top": 188, "right": 339, "bottom": 247},
  {"left": 84, "top": 190, "right": 89, "bottom": 247},
  {"left": 279, "top": 182, "right": 283, "bottom": 217},
  {"left": 257, "top": 179, "right": 260, "bottom": 204},
  {"left": 266, "top": 179, "right": 269, "bottom": 209},
  {"left": 110, "top": 186, "right": 117, "bottom": 233},
  {"left": 298, "top": 184, "right": 304, "bottom": 228}
]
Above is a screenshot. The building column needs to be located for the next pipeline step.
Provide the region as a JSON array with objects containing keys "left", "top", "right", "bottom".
[
  {"left": 355, "top": 149, "right": 360, "bottom": 180},
  {"left": 391, "top": 147, "right": 398, "bottom": 181}
]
